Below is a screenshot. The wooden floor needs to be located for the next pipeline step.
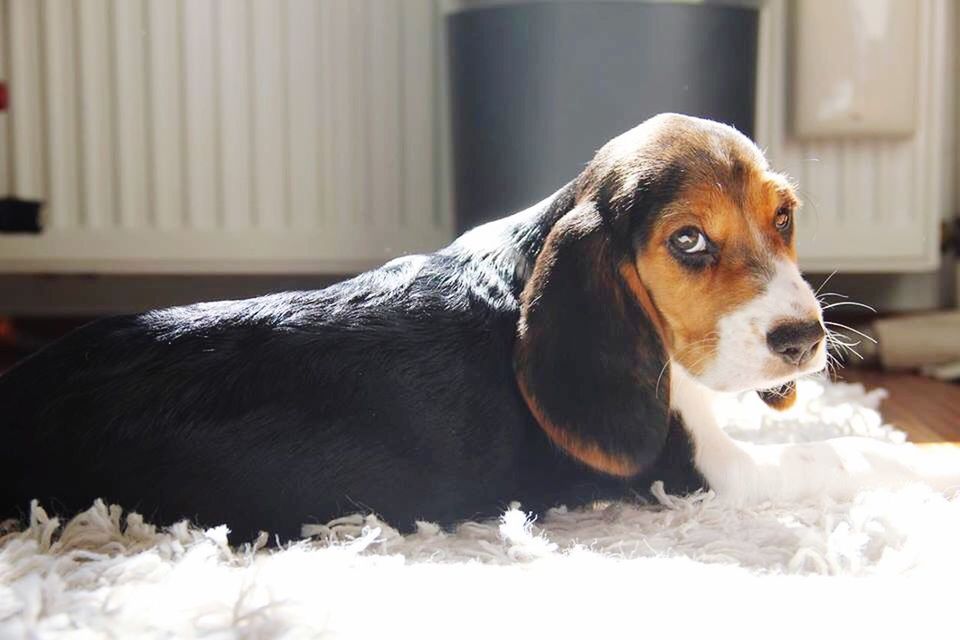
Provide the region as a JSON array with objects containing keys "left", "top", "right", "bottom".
[{"left": 840, "top": 369, "right": 960, "bottom": 445}]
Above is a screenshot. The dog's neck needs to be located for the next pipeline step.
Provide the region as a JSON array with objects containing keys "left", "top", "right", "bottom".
[{"left": 446, "top": 181, "right": 579, "bottom": 297}]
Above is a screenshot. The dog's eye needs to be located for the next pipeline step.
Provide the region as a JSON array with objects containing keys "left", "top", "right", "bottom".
[
  {"left": 775, "top": 208, "right": 792, "bottom": 231},
  {"left": 670, "top": 227, "right": 708, "bottom": 254}
]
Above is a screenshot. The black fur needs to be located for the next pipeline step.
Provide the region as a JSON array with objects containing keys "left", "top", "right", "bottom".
[
  {"left": 515, "top": 202, "right": 671, "bottom": 469},
  {"left": 1, "top": 166, "right": 706, "bottom": 544}
]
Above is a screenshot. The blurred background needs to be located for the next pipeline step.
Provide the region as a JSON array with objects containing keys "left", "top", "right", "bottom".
[{"left": 0, "top": 0, "right": 957, "bottom": 383}]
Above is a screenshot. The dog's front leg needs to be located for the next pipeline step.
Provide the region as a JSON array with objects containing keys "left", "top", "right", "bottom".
[{"left": 670, "top": 366, "right": 960, "bottom": 505}]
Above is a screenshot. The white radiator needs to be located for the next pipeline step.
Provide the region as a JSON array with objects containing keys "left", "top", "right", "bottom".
[
  {"left": 756, "top": 0, "right": 952, "bottom": 273},
  {"left": 0, "top": 0, "right": 450, "bottom": 273}
]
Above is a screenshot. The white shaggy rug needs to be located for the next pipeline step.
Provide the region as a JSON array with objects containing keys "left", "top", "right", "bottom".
[{"left": 3, "top": 378, "right": 960, "bottom": 639}]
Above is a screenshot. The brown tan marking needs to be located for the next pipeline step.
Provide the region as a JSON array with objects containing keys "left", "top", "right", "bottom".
[
  {"left": 635, "top": 164, "right": 801, "bottom": 376},
  {"left": 516, "top": 375, "right": 641, "bottom": 478},
  {"left": 513, "top": 205, "right": 660, "bottom": 478},
  {"left": 618, "top": 261, "right": 671, "bottom": 347},
  {"left": 757, "top": 381, "right": 798, "bottom": 410}
]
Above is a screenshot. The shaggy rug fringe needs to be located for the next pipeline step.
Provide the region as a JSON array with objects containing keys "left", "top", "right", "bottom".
[{"left": 2, "top": 379, "right": 959, "bottom": 639}]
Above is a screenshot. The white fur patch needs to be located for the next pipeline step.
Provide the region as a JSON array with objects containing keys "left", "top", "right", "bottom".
[
  {"left": 698, "top": 258, "right": 826, "bottom": 392},
  {"left": 670, "top": 365, "right": 960, "bottom": 506}
]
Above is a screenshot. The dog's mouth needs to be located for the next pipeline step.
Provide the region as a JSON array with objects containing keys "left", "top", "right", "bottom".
[{"left": 756, "top": 380, "right": 797, "bottom": 411}]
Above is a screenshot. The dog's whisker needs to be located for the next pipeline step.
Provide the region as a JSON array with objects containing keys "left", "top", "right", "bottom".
[
  {"left": 832, "top": 342, "right": 862, "bottom": 359},
  {"left": 824, "top": 361, "right": 838, "bottom": 381},
  {"left": 820, "top": 301, "right": 878, "bottom": 313},
  {"left": 814, "top": 270, "right": 838, "bottom": 297},
  {"left": 655, "top": 360, "right": 671, "bottom": 399},
  {"left": 764, "top": 385, "right": 789, "bottom": 399},
  {"left": 824, "top": 321, "right": 877, "bottom": 344},
  {"left": 828, "top": 332, "right": 865, "bottom": 360},
  {"left": 816, "top": 288, "right": 878, "bottom": 363},
  {"left": 825, "top": 351, "right": 844, "bottom": 377},
  {"left": 824, "top": 326, "right": 861, "bottom": 346},
  {"left": 824, "top": 333, "right": 857, "bottom": 350},
  {"left": 826, "top": 335, "right": 861, "bottom": 349},
  {"left": 824, "top": 333, "right": 863, "bottom": 363}
]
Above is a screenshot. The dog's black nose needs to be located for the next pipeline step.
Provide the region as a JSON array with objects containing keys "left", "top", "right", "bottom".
[{"left": 766, "top": 320, "right": 824, "bottom": 366}]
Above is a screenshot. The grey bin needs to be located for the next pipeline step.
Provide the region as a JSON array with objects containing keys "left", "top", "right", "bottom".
[{"left": 445, "top": 0, "right": 762, "bottom": 232}]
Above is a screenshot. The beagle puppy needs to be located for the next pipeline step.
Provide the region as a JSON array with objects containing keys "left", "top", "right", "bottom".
[{"left": 1, "top": 114, "right": 956, "bottom": 540}]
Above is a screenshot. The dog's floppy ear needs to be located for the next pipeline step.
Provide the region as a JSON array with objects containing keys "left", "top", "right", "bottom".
[
  {"left": 514, "top": 201, "right": 671, "bottom": 477},
  {"left": 757, "top": 381, "right": 798, "bottom": 411}
]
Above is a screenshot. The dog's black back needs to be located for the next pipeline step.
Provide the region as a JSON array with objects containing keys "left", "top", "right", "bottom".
[{"left": 0, "top": 186, "right": 701, "bottom": 540}]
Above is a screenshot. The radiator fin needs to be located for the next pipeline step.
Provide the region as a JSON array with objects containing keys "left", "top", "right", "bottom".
[{"left": 0, "top": 0, "right": 448, "bottom": 273}]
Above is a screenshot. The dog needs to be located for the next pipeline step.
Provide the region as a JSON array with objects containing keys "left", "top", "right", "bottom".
[{"left": 2, "top": 113, "right": 956, "bottom": 541}]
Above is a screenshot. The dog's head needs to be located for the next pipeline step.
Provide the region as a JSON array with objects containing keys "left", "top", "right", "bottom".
[{"left": 515, "top": 113, "right": 826, "bottom": 476}]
